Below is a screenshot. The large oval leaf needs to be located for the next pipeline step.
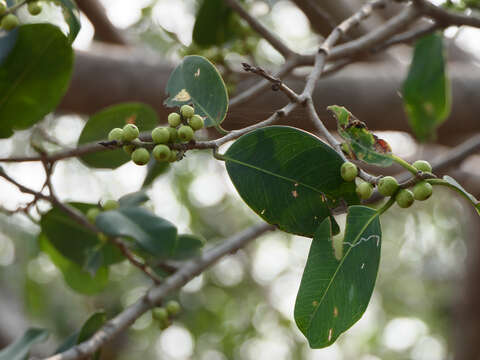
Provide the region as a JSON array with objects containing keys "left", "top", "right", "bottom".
[
  {"left": 294, "top": 206, "right": 382, "bottom": 348},
  {"left": 0, "top": 328, "right": 49, "bottom": 360},
  {"left": 78, "top": 103, "right": 159, "bottom": 169},
  {"left": 39, "top": 234, "right": 109, "bottom": 294},
  {"left": 40, "top": 203, "right": 124, "bottom": 267},
  {"left": 164, "top": 55, "right": 228, "bottom": 128},
  {"left": 0, "top": 24, "right": 74, "bottom": 138},
  {"left": 403, "top": 33, "right": 451, "bottom": 142},
  {"left": 95, "top": 207, "right": 178, "bottom": 257},
  {"left": 225, "top": 126, "right": 358, "bottom": 237}
]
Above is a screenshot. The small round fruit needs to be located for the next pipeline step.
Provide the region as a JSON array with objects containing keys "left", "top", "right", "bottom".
[
  {"left": 167, "top": 127, "right": 178, "bottom": 142},
  {"left": 1, "top": 14, "right": 19, "bottom": 31},
  {"left": 166, "top": 300, "right": 181, "bottom": 316},
  {"left": 103, "top": 199, "right": 119, "bottom": 211},
  {"left": 178, "top": 125, "right": 194, "bottom": 142},
  {"left": 98, "top": 233, "right": 108, "bottom": 244},
  {"left": 86, "top": 207, "right": 100, "bottom": 223},
  {"left": 168, "top": 112, "right": 181, "bottom": 127},
  {"left": 168, "top": 150, "right": 178, "bottom": 163},
  {"left": 356, "top": 181, "right": 373, "bottom": 200},
  {"left": 122, "top": 123, "right": 139, "bottom": 142},
  {"left": 0, "top": 1, "right": 7, "bottom": 16},
  {"left": 377, "top": 176, "right": 399, "bottom": 197},
  {"left": 180, "top": 105, "right": 195, "bottom": 119},
  {"left": 340, "top": 161, "right": 358, "bottom": 182},
  {"left": 188, "top": 114, "right": 204, "bottom": 131},
  {"left": 412, "top": 160, "right": 432, "bottom": 173},
  {"left": 413, "top": 181, "right": 433, "bottom": 201},
  {"left": 131, "top": 148, "right": 150, "bottom": 165},
  {"left": 152, "top": 307, "right": 168, "bottom": 322},
  {"left": 123, "top": 144, "right": 135, "bottom": 154},
  {"left": 108, "top": 128, "right": 124, "bottom": 142},
  {"left": 396, "top": 189, "right": 414, "bottom": 208},
  {"left": 28, "top": 1, "right": 42, "bottom": 15},
  {"left": 153, "top": 144, "right": 171, "bottom": 162},
  {"left": 152, "top": 127, "right": 170, "bottom": 144}
]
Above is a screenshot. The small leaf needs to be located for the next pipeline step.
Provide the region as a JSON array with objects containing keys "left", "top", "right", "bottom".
[
  {"left": 84, "top": 248, "right": 104, "bottom": 276},
  {"left": 164, "top": 55, "right": 228, "bottom": 127},
  {"left": 0, "top": 328, "right": 49, "bottom": 360},
  {"left": 172, "top": 234, "right": 205, "bottom": 260},
  {"left": 56, "top": 0, "right": 82, "bottom": 43},
  {"left": 0, "top": 24, "right": 73, "bottom": 138},
  {"left": 54, "top": 311, "right": 106, "bottom": 360},
  {"left": 193, "top": 0, "right": 240, "bottom": 47},
  {"left": 40, "top": 203, "right": 123, "bottom": 267},
  {"left": 225, "top": 126, "right": 359, "bottom": 237},
  {"left": 95, "top": 207, "right": 178, "bottom": 257},
  {"left": 40, "top": 234, "right": 109, "bottom": 294},
  {"left": 328, "top": 105, "right": 393, "bottom": 167},
  {"left": 403, "top": 33, "right": 451, "bottom": 142},
  {"left": 118, "top": 191, "right": 150, "bottom": 208},
  {"left": 78, "top": 102, "right": 159, "bottom": 169},
  {"left": 294, "top": 206, "right": 382, "bottom": 348},
  {"left": 442, "top": 175, "right": 480, "bottom": 214}
]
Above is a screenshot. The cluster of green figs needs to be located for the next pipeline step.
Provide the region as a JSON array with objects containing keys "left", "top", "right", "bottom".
[
  {"left": 341, "top": 160, "right": 433, "bottom": 208},
  {"left": 107, "top": 105, "right": 204, "bottom": 166},
  {"left": 0, "top": 0, "right": 43, "bottom": 31}
]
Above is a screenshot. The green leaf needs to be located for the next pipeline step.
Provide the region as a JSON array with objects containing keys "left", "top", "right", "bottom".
[
  {"left": 225, "top": 126, "right": 358, "bottom": 237},
  {"left": 193, "top": 0, "right": 239, "bottom": 47},
  {"left": 0, "top": 328, "right": 49, "bottom": 360},
  {"left": 403, "top": 33, "right": 451, "bottom": 142},
  {"left": 142, "top": 160, "right": 170, "bottom": 188},
  {"left": 118, "top": 191, "right": 150, "bottom": 208},
  {"left": 56, "top": 0, "right": 81, "bottom": 43},
  {"left": 78, "top": 102, "right": 159, "bottom": 169},
  {"left": 40, "top": 234, "right": 109, "bottom": 294},
  {"left": 55, "top": 311, "right": 106, "bottom": 360},
  {"left": 294, "top": 206, "right": 382, "bottom": 348},
  {"left": 164, "top": 55, "right": 228, "bottom": 128},
  {"left": 441, "top": 176, "right": 480, "bottom": 215},
  {"left": 172, "top": 234, "right": 205, "bottom": 260},
  {"left": 0, "top": 24, "right": 73, "bottom": 138},
  {"left": 95, "top": 207, "right": 178, "bottom": 257},
  {"left": 40, "top": 203, "right": 123, "bottom": 267},
  {"left": 328, "top": 105, "right": 393, "bottom": 167}
]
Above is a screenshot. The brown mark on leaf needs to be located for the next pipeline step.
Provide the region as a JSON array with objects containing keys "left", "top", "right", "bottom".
[
  {"left": 173, "top": 89, "right": 191, "bottom": 102},
  {"left": 312, "top": 300, "right": 319, "bottom": 307},
  {"left": 333, "top": 307, "right": 338, "bottom": 317},
  {"left": 126, "top": 114, "right": 137, "bottom": 124},
  {"left": 292, "top": 190, "right": 298, "bottom": 198}
]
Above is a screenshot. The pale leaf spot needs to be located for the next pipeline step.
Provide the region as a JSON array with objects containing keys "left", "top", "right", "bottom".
[
  {"left": 173, "top": 89, "right": 191, "bottom": 102},
  {"left": 261, "top": 209, "right": 266, "bottom": 215},
  {"left": 292, "top": 190, "right": 298, "bottom": 198},
  {"left": 194, "top": 68, "right": 200, "bottom": 77},
  {"left": 361, "top": 263, "right": 365, "bottom": 270},
  {"left": 328, "top": 328, "right": 333, "bottom": 341},
  {"left": 312, "top": 300, "right": 318, "bottom": 307},
  {"left": 333, "top": 307, "right": 338, "bottom": 317}
]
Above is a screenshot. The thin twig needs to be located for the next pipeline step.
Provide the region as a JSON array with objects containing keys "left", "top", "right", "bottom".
[
  {"left": 412, "top": 0, "right": 480, "bottom": 28},
  {"left": 44, "top": 223, "right": 274, "bottom": 360},
  {"left": 241, "top": 62, "right": 300, "bottom": 103},
  {"left": 223, "top": 0, "right": 296, "bottom": 59}
]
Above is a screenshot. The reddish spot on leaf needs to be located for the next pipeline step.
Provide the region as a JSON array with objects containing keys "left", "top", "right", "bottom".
[{"left": 126, "top": 115, "right": 137, "bottom": 124}]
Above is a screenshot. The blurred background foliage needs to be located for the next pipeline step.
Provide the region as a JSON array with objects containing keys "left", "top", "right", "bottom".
[{"left": 1, "top": 0, "right": 480, "bottom": 359}]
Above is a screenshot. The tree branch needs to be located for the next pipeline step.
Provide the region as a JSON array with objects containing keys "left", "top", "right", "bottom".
[
  {"left": 43, "top": 223, "right": 274, "bottom": 360},
  {"left": 412, "top": 0, "right": 480, "bottom": 28}
]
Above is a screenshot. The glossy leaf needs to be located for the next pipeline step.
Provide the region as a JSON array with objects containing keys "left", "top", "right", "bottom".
[
  {"left": 441, "top": 176, "right": 480, "bottom": 215},
  {"left": 328, "top": 105, "right": 393, "bottom": 167},
  {"left": 78, "top": 103, "right": 159, "bottom": 169},
  {"left": 55, "top": 311, "right": 106, "bottom": 360},
  {"left": 294, "top": 206, "right": 382, "bottom": 348},
  {"left": 403, "top": 33, "right": 451, "bottom": 142},
  {"left": 193, "top": 0, "right": 239, "bottom": 47},
  {"left": 225, "top": 126, "right": 358, "bottom": 237},
  {"left": 0, "top": 328, "right": 49, "bottom": 360},
  {"left": 56, "top": 0, "right": 81, "bottom": 43},
  {"left": 40, "top": 234, "right": 109, "bottom": 294},
  {"left": 95, "top": 207, "right": 178, "bottom": 257},
  {"left": 40, "top": 203, "right": 123, "bottom": 267},
  {"left": 0, "top": 24, "right": 73, "bottom": 138},
  {"left": 172, "top": 234, "right": 205, "bottom": 260},
  {"left": 118, "top": 191, "right": 150, "bottom": 208},
  {"left": 164, "top": 55, "right": 228, "bottom": 127}
]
